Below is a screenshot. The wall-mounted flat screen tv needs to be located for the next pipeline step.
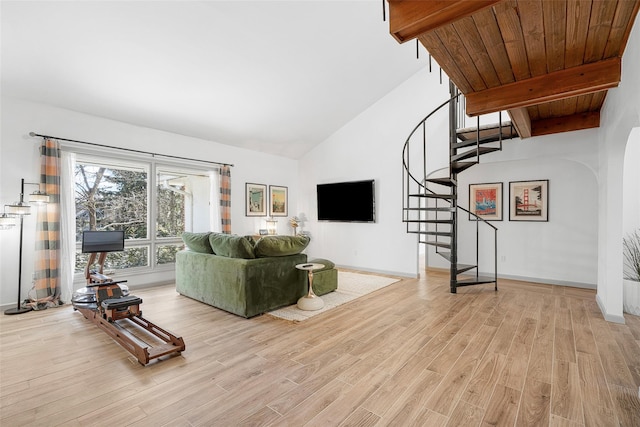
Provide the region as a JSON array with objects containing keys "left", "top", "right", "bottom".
[
  {"left": 317, "top": 180, "right": 375, "bottom": 222},
  {"left": 82, "top": 230, "right": 125, "bottom": 253}
]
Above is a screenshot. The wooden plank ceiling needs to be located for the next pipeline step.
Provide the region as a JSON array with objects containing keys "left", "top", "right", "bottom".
[{"left": 388, "top": 0, "right": 640, "bottom": 138}]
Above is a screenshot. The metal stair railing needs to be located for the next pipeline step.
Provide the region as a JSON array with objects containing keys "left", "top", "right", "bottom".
[
  {"left": 402, "top": 94, "right": 459, "bottom": 227},
  {"left": 402, "top": 90, "right": 499, "bottom": 292},
  {"left": 458, "top": 205, "right": 498, "bottom": 290}
]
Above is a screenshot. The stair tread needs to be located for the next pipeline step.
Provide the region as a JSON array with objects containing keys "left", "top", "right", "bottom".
[
  {"left": 422, "top": 240, "right": 451, "bottom": 248},
  {"left": 453, "top": 133, "right": 509, "bottom": 149},
  {"left": 426, "top": 177, "right": 456, "bottom": 187},
  {"left": 456, "top": 122, "right": 515, "bottom": 141},
  {"left": 456, "top": 264, "right": 476, "bottom": 274},
  {"left": 456, "top": 275, "right": 497, "bottom": 285},
  {"left": 417, "top": 231, "right": 452, "bottom": 236},
  {"left": 403, "top": 207, "right": 455, "bottom": 212},
  {"left": 425, "top": 208, "right": 455, "bottom": 212},
  {"left": 409, "top": 194, "right": 453, "bottom": 200},
  {"left": 438, "top": 251, "right": 452, "bottom": 261},
  {"left": 457, "top": 121, "right": 512, "bottom": 134},
  {"left": 405, "top": 219, "right": 453, "bottom": 224},
  {"left": 451, "top": 161, "right": 476, "bottom": 173},
  {"left": 451, "top": 146, "right": 501, "bottom": 162}
]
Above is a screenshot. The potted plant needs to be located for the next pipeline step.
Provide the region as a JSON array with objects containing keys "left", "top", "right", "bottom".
[{"left": 623, "top": 229, "right": 640, "bottom": 316}]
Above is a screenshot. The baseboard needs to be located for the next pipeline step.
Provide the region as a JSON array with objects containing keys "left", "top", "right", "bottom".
[
  {"left": 425, "top": 267, "right": 596, "bottom": 290},
  {"left": 336, "top": 265, "right": 417, "bottom": 279},
  {"left": 488, "top": 273, "right": 596, "bottom": 290},
  {"left": 596, "top": 294, "right": 626, "bottom": 324}
]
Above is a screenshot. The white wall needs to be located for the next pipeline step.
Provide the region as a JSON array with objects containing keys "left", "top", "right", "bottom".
[
  {"left": 623, "top": 128, "right": 640, "bottom": 240},
  {"left": 297, "top": 21, "right": 640, "bottom": 306},
  {"left": 0, "top": 96, "right": 298, "bottom": 307},
  {"left": 296, "top": 28, "right": 640, "bottom": 298},
  {"left": 297, "top": 62, "right": 604, "bottom": 287},
  {"left": 454, "top": 136, "right": 599, "bottom": 287},
  {"left": 297, "top": 68, "right": 449, "bottom": 276},
  {"left": 596, "top": 16, "right": 640, "bottom": 322}
]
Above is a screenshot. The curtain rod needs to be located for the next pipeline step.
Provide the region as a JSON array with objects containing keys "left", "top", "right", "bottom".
[{"left": 29, "top": 132, "right": 234, "bottom": 168}]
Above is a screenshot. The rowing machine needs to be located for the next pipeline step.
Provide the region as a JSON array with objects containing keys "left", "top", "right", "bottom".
[{"left": 72, "top": 249, "right": 185, "bottom": 365}]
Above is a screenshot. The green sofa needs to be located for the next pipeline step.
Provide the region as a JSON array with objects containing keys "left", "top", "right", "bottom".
[{"left": 175, "top": 233, "right": 336, "bottom": 318}]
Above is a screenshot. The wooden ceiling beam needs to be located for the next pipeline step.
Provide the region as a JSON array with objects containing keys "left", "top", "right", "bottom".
[
  {"left": 389, "top": 0, "right": 503, "bottom": 43},
  {"left": 531, "top": 111, "right": 601, "bottom": 136},
  {"left": 507, "top": 108, "right": 532, "bottom": 139},
  {"left": 465, "top": 57, "right": 621, "bottom": 116}
]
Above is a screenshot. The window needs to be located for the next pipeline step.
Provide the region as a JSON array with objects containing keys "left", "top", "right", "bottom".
[
  {"left": 155, "top": 168, "right": 213, "bottom": 265},
  {"left": 74, "top": 155, "right": 216, "bottom": 274}
]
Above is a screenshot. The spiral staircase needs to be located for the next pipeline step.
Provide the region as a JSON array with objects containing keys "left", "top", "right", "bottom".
[{"left": 402, "top": 81, "right": 517, "bottom": 293}]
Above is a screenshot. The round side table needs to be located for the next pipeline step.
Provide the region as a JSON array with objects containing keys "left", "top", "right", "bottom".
[{"left": 295, "top": 263, "right": 325, "bottom": 311}]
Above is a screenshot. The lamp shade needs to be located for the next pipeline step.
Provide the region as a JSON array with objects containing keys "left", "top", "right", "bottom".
[
  {"left": 0, "top": 213, "right": 16, "bottom": 230},
  {"left": 28, "top": 191, "right": 50, "bottom": 204},
  {"left": 5, "top": 202, "right": 31, "bottom": 216}
]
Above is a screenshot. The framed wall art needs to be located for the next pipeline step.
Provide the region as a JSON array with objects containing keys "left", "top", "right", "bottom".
[
  {"left": 245, "top": 183, "right": 267, "bottom": 216},
  {"left": 509, "top": 180, "right": 549, "bottom": 222},
  {"left": 469, "top": 182, "right": 503, "bottom": 221},
  {"left": 269, "top": 185, "right": 288, "bottom": 217}
]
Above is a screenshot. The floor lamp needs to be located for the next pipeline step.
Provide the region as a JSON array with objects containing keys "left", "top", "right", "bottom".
[{"left": 3, "top": 178, "right": 49, "bottom": 315}]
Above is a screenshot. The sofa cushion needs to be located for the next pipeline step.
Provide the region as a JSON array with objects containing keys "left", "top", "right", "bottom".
[
  {"left": 209, "top": 233, "right": 255, "bottom": 259},
  {"left": 254, "top": 235, "right": 310, "bottom": 257},
  {"left": 243, "top": 235, "right": 258, "bottom": 247},
  {"left": 181, "top": 232, "right": 213, "bottom": 254},
  {"left": 308, "top": 258, "right": 335, "bottom": 272}
]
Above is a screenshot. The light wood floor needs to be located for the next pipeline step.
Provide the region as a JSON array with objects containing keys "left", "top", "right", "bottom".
[{"left": 1, "top": 269, "right": 639, "bottom": 426}]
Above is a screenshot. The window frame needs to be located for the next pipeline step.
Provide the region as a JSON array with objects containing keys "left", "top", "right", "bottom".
[{"left": 73, "top": 149, "right": 218, "bottom": 279}]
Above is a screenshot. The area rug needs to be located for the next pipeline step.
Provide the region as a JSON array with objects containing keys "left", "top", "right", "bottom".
[{"left": 267, "top": 271, "right": 400, "bottom": 322}]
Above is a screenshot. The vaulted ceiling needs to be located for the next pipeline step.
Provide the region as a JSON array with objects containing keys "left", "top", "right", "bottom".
[
  {"left": 1, "top": 1, "right": 426, "bottom": 159},
  {"left": 388, "top": 0, "right": 640, "bottom": 138}
]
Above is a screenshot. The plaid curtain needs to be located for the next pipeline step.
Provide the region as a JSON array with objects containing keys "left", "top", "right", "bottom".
[
  {"left": 25, "top": 138, "right": 62, "bottom": 310},
  {"left": 219, "top": 165, "right": 231, "bottom": 234}
]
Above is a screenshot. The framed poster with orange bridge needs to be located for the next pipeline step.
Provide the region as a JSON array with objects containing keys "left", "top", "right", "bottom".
[{"left": 469, "top": 182, "right": 503, "bottom": 221}]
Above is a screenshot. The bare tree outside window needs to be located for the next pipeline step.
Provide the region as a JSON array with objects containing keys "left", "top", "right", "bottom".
[
  {"left": 73, "top": 160, "right": 212, "bottom": 273},
  {"left": 75, "top": 162, "right": 148, "bottom": 272},
  {"left": 75, "top": 163, "right": 147, "bottom": 240}
]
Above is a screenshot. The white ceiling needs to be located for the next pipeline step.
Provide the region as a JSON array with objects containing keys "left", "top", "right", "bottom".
[{"left": 1, "top": 0, "right": 427, "bottom": 159}]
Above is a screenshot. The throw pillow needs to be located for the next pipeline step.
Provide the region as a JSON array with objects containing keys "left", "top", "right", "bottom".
[
  {"left": 182, "top": 232, "right": 213, "bottom": 254},
  {"left": 209, "top": 233, "right": 256, "bottom": 259},
  {"left": 254, "top": 235, "right": 310, "bottom": 257}
]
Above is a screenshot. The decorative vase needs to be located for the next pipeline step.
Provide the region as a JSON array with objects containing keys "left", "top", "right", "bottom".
[{"left": 623, "top": 279, "right": 640, "bottom": 316}]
